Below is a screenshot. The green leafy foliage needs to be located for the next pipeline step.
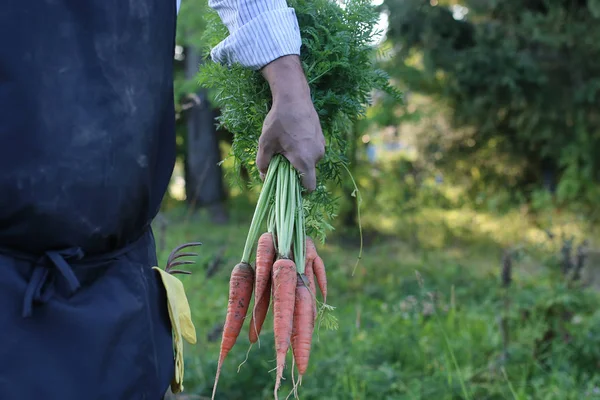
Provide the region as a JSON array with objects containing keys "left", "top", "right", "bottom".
[
  {"left": 197, "top": 0, "right": 401, "bottom": 241},
  {"left": 382, "top": 0, "right": 600, "bottom": 213},
  {"left": 155, "top": 200, "right": 600, "bottom": 399}
]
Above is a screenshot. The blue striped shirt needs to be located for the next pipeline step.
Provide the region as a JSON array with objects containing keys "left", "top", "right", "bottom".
[
  {"left": 177, "top": 0, "right": 301, "bottom": 70},
  {"left": 207, "top": 0, "right": 302, "bottom": 70}
]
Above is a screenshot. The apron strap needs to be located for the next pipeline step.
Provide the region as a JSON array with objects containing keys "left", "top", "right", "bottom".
[{"left": 22, "top": 248, "right": 84, "bottom": 318}]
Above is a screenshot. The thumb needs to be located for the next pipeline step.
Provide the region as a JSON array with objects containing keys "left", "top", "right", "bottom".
[
  {"left": 286, "top": 152, "right": 317, "bottom": 192},
  {"left": 256, "top": 140, "right": 276, "bottom": 179}
]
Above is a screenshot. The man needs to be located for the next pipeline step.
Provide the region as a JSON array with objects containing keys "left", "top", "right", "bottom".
[{"left": 0, "top": 0, "right": 324, "bottom": 399}]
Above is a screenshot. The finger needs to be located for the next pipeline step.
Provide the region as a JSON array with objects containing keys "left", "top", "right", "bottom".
[
  {"left": 314, "top": 126, "right": 326, "bottom": 163},
  {"left": 317, "top": 128, "right": 326, "bottom": 150},
  {"left": 256, "top": 138, "right": 276, "bottom": 177},
  {"left": 285, "top": 152, "right": 317, "bottom": 192},
  {"left": 301, "top": 167, "right": 317, "bottom": 192},
  {"left": 316, "top": 138, "right": 326, "bottom": 162}
]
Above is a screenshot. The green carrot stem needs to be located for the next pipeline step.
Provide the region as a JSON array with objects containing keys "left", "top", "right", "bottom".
[
  {"left": 285, "top": 162, "right": 296, "bottom": 257},
  {"left": 273, "top": 156, "right": 298, "bottom": 259},
  {"left": 267, "top": 203, "right": 275, "bottom": 234},
  {"left": 240, "top": 156, "right": 280, "bottom": 264},
  {"left": 268, "top": 203, "right": 277, "bottom": 250},
  {"left": 275, "top": 159, "right": 285, "bottom": 255},
  {"left": 280, "top": 160, "right": 291, "bottom": 257},
  {"left": 293, "top": 168, "right": 305, "bottom": 274}
]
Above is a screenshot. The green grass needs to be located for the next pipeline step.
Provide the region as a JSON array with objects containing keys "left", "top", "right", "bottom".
[{"left": 154, "top": 194, "right": 600, "bottom": 400}]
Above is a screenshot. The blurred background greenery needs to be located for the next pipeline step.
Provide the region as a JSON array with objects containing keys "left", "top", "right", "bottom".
[{"left": 159, "top": 0, "right": 600, "bottom": 398}]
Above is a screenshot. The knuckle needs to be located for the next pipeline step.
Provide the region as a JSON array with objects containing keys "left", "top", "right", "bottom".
[
  {"left": 292, "top": 157, "right": 310, "bottom": 174},
  {"left": 258, "top": 133, "right": 269, "bottom": 147},
  {"left": 317, "top": 144, "right": 325, "bottom": 159},
  {"left": 255, "top": 152, "right": 269, "bottom": 171}
]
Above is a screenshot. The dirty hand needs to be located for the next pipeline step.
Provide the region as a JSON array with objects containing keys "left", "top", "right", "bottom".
[{"left": 257, "top": 55, "right": 325, "bottom": 192}]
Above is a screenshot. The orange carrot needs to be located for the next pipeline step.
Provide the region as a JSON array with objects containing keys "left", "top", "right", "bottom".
[
  {"left": 305, "top": 237, "right": 320, "bottom": 317},
  {"left": 305, "top": 237, "right": 318, "bottom": 264},
  {"left": 249, "top": 276, "right": 272, "bottom": 343},
  {"left": 304, "top": 260, "right": 317, "bottom": 322},
  {"left": 212, "top": 262, "right": 254, "bottom": 400},
  {"left": 249, "top": 232, "right": 275, "bottom": 344},
  {"left": 313, "top": 256, "right": 328, "bottom": 304},
  {"left": 253, "top": 232, "right": 275, "bottom": 310},
  {"left": 291, "top": 278, "right": 315, "bottom": 376},
  {"left": 272, "top": 258, "right": 297, "bottom": 396}
]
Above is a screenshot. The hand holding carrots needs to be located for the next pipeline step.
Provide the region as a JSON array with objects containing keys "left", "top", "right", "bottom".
[
  {"left": 211, "top": 156, "right": 330, "bottom": 400},
  {"left": 211, "top": 234, "right": 328, "bottom": 400}
]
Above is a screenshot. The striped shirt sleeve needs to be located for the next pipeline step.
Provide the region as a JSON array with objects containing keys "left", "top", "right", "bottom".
[{"left": 207, "top": 0, "right": 302, "bottom": 70}]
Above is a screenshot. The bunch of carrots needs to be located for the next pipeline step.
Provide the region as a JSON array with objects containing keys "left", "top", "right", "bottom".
[{"left": 211, "top": 155, "right": 328, "bottom": 400}]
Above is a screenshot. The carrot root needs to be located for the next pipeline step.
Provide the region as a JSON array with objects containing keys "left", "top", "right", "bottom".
[
  {"left": 312, "top": 255, "right": 328, "bottom": 304},
  {"left": 305, "top": 237, "right": 317, "bottom": 262},
  {"left": 252, "top": 232, "right": 276, "bottom": 347},
  {"left": 212, "top": 262, "right": 255, "bottom": 400},
  {"left": 254, "top": 233, "right": 276, "bottom": 306},
  {"left": 291, "top": 278, "right": 314, "bottom": 376},
  {"left": 272, "top": 259, "right": 297, "bottom": 395},
  {"left": 237, "top": 343, "right": 253, "bottom": 373},
  {"left": 304, "top": 260, "right": 317, "bottom": 322},
  {"left": 249, "top": 276, "right": 272, "bottom": 345},
  {"left": 285, "top": 356, "right": 297, "bottom": 400}
]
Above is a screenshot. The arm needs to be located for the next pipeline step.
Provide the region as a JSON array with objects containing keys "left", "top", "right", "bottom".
[{"left": 208, "top": 0, "right": 325, "bottom": 191}]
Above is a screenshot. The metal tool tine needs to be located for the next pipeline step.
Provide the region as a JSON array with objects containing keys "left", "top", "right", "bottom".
[
  {"left": 168, "top": 269, "right": 193, "bottom": 275},
  {"left": 167, "top": 242, "right": 202, "bottom": 264}
]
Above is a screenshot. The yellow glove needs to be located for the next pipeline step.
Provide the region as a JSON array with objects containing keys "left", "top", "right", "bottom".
[{"left": 153, "top": 267, "right": 197, "bottom": 393}]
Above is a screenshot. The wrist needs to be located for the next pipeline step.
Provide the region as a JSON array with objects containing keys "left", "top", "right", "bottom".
[{"left": 261, "top": 55, "right": 311, "bottom": 103}]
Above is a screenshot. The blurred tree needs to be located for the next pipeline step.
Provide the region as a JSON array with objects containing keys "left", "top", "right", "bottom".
[
  {"left": 174, "top": 1, "right": 229, "bottom": 222},
  {"left": 381, "top": 0, "right": 600, "bottom": 211}
]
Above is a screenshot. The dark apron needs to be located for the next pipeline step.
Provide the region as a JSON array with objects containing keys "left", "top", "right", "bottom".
[
  {"left": 0, "top": 230, "right": 175, "bottom": 399},
  {"left": 0, "top": 1, "right": 178, "bottom": 399}
]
